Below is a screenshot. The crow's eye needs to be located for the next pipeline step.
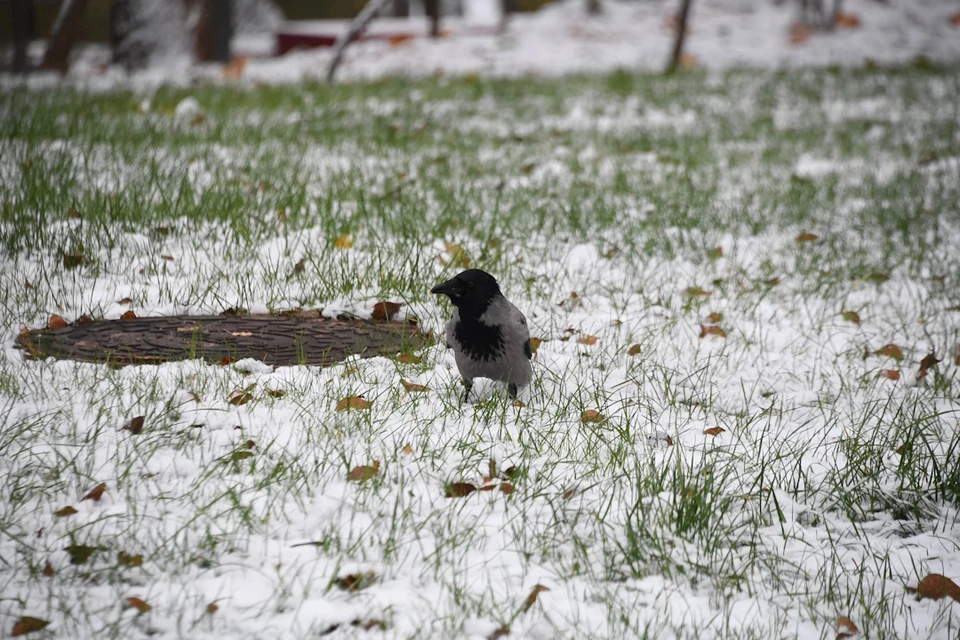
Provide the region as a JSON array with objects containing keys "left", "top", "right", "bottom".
[{"left": 466, "top": 281, "right": 474, "bottom": 288}]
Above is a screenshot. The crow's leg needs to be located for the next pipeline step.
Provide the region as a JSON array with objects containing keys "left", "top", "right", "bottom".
[
  {"left": 507, "top": 383, "right": 518, "bottom": 399},
  {"left": 462, "top": 379, "right": 473, "bottom": 403}
]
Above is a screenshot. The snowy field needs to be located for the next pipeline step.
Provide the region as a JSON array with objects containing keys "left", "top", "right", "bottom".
[{"left": 2, "top": 63, "right": 959, "bottom": 639}]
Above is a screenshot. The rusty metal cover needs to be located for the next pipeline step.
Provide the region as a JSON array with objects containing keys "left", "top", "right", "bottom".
[{"left": 16, "top": 313, "right": 432, "bottom": 367}]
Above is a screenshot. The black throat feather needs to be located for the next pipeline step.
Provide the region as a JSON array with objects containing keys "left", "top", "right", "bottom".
[{"left": 453, "top": 297, "right": 505, "bottom": 362}]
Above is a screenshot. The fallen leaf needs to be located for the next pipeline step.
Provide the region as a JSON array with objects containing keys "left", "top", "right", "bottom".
[
  {"left": 895, "top": 442, "right": 912, "bottom": 456},
  {"left": 678, "top": 54, "right": 699, "bottom": 69},
  {"left": 703, "top": 426, "right": 725, "bottom": 437},
  {"left": 500, "top": 482, "right": 514, "bottom": 495},
  {"left": 62, "top": 252, "right": 84, "bottom": 269},
  {"left": 581, "top": 410, "right": 606, "bottom": 424},
  {"left": 955, "top": 344, "right": 960, "bottom": 366},
  {"left": 291, "top": 259, "right": 305, "bottom": 276},
  {"left": 521, "top": 584, "right": 550, "bottom": 613},
  {"left": 11, "top": 616, "right": 50, "bottom": 636},
  {"left": 836, "top": 616, "right": 858, "bottom": 636},
  {"left": 917, "top": 353, "right": 940, "bottom": 380},
  {"left": 126, "top": 597, "right": 151, "bottom": 613},
  {"left": 388, "top": 34, "right": 414, "bottom": 46},
  {"left": 76, "top": 314, "right": 93, "bottom": 325},
  {"left": 396, "top": 353, "right": 422, "bottom": 364},
  {"left": 445, "top": 482, "right": 477, "bottom": 498},
  {"left": 875, "top": 344, "right": 904, "bottom": 361},
  {"left": 335, "top": 570, "right": 377, "bottom": 591},
  {"left": 578, "top": 334, "right": 598, "bottom": 345},
  {"left": 512, "top": 400, "right": 526, "bottom": 408},
  {"left": 48, "top": 315, "right": 68, "bottom": 330},
  {"left": 706, "top": 246, "right": 723, "bottom": 258},
  {"left": 488, "top": 626, "right": 510, "bottom": 640},
  {"left": 765, "top": 277, "right": 781, "bottom": 287},
  {"left": 865, "top": 272, "right": 889, "bottom": 283},
  {"left": 400, "top": 379, "right": 428, "bottom": 393},
  {"left": 563, "top": 486, "right": 577, "bottom": 500},
  {"left": 231, "top": 451, "right": 254, "bottom": 461},
  {"left": 501, "top": 466, "right": 519, "bottom": 480},
  {"left": 207, "top": 603, "right": 218, "bottom": 615},
  {"left": 266, "top": 389, "right": 286, "bottom": 398},
  {"left": 348, "top": 461, "right": 380, "bottom": 482},
  {"left": 789, "top": 22, "right": 811, "bottom": 44},
  {"left": 880, "top": 369, "right": 900, "bottom": 381},
  {"left": 82, "top": 483, "right": 106, "bottom": 502},
  {"left": 700, "top": 324, "right": 727, "bottom": 338},
  {"left": 120, "top": 310, "right": 137, "bottom": 320},
  {"left": 442, "top": 242, "right": 471, "bottom": 268},
  {"left": 122, "top": 416, "right": 145, "bottom": 434},
  {"left": 684, "top": 286, "right": 712, "bottom": 297},
  {"left": 401, "top": 444, "right": 413, "bottom": 455},
  {"left": 795, "top": 231, "right": 819, "bottom": 243},
  {"left": 55, "top": 506, "right": 78, "bottom": 518},
  {"left": 905, "top": 574, "right": 960, "bottom": 602},
  {"left": 951, "top": 12, "right": 960, "bottom": 26},
  {"left": 222, "top": 55, "right": 247, "bottom": 81},
  {"left": 118, "top": 552, "right": 142, "bottom": 567},
  {"left": 529, "top": 337, "right": 542, "bottom": 353},
  {"left": 42, "top": 561, "right": 54, "bottom": 577},
  {"left": 228, "top": 391, "right": 253, "bottom": 406},
  {"left": 841, "top": 311, "right": 861, "bottom": 325},
  {"left": 67, "top": 207, "right": 81, "bottom": 219},
  {"left": 705, "top": 312, "right": 723, "bottom": 324},
  {"left": 336, "top": 396, "right": 371, "bottom": 411},
  {"left": 65, "top": 544, "right": 98, "bottom": 565},
  {"left": 834, "top": 13, "right": 860, "bottom": 28},
  {"left": 334, "top": 234, "right": 354, "bottom": 249},
  {"left": 372, "top": 301, "right": 402, "bottom": 321},
  {"left": 627, "top": 344, "right": 641, "bottom": 356}
]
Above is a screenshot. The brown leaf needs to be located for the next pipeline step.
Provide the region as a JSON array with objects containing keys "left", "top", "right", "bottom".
[
  {"left": 445, "top": 482, "right": 477, "bottom": 498},
  {"left": 501, "top": 466, "right": 519, "bottom": 480},
  {"left": 875, "top": 344, "right": 904, "bottom": 361},
  {"left": 222, "top": 55, "right": 247, "bottom": 81},
  {"left": 401, "top": 444, "right": 413, "bottom": 455},
  {"left": 529, "top": 337, "right": 542, "bottom": 353},
  {"left": 65, "top": 544, "right": 98, "bottom": 565},
  {"left": 126, "top": 597, "right": 151, "bottom": 613},
  {"left": 580, "top": 410, "right": 606, "bottom": 424},
  {"left": 895, "top": 442, "right": 912, "bottom": 456},
  {"left": 266, "top": 389, "right": 286, "bottom": 398},
  {"left": 62, "top": 252, "right": 84, "bottom": 269},
  {"left": 834, "top": 13, "right": 860, "bottom": 28},
  {"left": 905, "top": 574, "right": 960, "bottom": 602},
  {"left": 706, "top": 246, "right": 723, "bottom": 259},
  {"left": 396, "top": 353, "right": 422, "bottom": 364},
  {"left": 880, "top": 369, "right": 900, "bottom": 381},
  {"left": 231, "top": 450, "right": 254, "bottom": 461},
  {"left": 789, "top": 21, "right": 811, "bottom": 44},
  {"left": 442, "top": 242, "right": 471, "bottom": 268},
  {"left": 120, "top": 310, "right": 137, "bottom": 320},
  {"left": 76, "top": 314, "right": 93, "bottom": 325},
  {"left": 336, "top": 396, "right": 371, "bottom": 411},
  {"left": 122, "top": 416, "right": 145, "bottom": 434},
  {"left": 55, "top": 506, "right": 78, "bottom": 518},
  {"left": 11, "top": 616, "right": 50, "bottom": 636},
  {"left": 48, "top": 314, "right": 68, "bottom": 330},
  {"left": 82, "top": 483, "right": 106, "bottom": 502},
  {"left": 521, "top": 584, "right": 550, "bottom": 613},
  {"left": 500, "top": 482, "right": 514, "bottom": 495},
  {"left": 118, "top": 552, "right": 143, "bottom": 567},
  {"left": 578, "top": 334, "right": 598, "bottom": 345},
  {"left": 207, "top": 603, "right": 219, "bottom": 615},
  {"left": 291, "top": 259, "right": 305, "bottom": 276},
  {"left": 705, "top": 312, "right": 723, "bottom": 324},
  {"left": 512, "top": 400, "right": 526, "bottom": 408},
  {"left": 917, "top": 353, "right": 940, "bottom": 380},
  {"left": 684, "top": 286, "right": 712, "bottom": 297},
  {"left": 703, "top": 427, "right": 725, "bottom": 437},
  {"left": 335, "top": 570, "right": 377, "bottom": 591},
  {"left": 42, "top": 561, "right": 54, "bottom": 577},
  {"left": 955, "top": 344, "right": 960, "bottom": 366},
  {"left": 219, "top": 356, "right": 237, "bottom": 366},
  {"left": 348, "top": 461, "right": 380, "bottom": 482},
  {"left": 841, "top": 311, "right": 861, "bottom": 325},
  {"left": 228, "top": 391, "right": 253, "bottom": 406},
  {"left": 795, "top": 231, "right": 819, "bottom": 243},
  {"left": 334, "top": 234, "right": 354, "bottom": 249},
  {"left": 951, "top": 12, "right": 960, "bottom": 26},
  {"left": 67, "top": 207, "right": 81, "bottom": 219},
  {"left": 372, "top": 301, "right": 402, "bottom": 321},
  {"left": 488, "top": 626, "right": 510, "bottom": 640},
  {"left": 836, "top": 616, "right": 858, "bottom": 636},
  {"left": 563, "top": 486, "right": 577, "bottom": 500},
  {"left": 700, "top": 324, "right": 727, "bottom": 339},
  {"left": 400, "top": 379, "right": 428, "bottom": 392},
  {"left": 627, "top": 344, "right": 641, "bottom": 356}
]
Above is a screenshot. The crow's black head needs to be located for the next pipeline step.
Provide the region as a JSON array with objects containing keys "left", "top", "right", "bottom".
[{"left": 430, "top": 269, "right": 502, "bottom": 317}]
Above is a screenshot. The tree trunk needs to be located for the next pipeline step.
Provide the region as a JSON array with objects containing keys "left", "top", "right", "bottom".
[
  {"left": 326, "top": 0, "right": 391, "bottom": 82},
  {"left": 425, "top": 0, "right": 440, "bottom": 37},
  {"left": 193, "top": 0, "right": 232, "bottom": 63},
  {"left": 40, "top": 0, "right": 89, "bottom": 73},
  {"left": 666, "top": 0, "right": 693, "bottom": 73},
  {"left": 586, "top": 0, "right": 601, "bottom": 15},
  {"left": 10, "top": 0, "right": 32, "bottom": 72},
  {"left": 393, "top": 0, "right": 409, "bottom": 17}
]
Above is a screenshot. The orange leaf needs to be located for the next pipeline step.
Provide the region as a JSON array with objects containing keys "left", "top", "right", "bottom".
[
  {"left": 627, "top": 344, "right": 641, "bottom": 356},
  {"left": 951, "top": 12, "right": 960, "bottom": 26},
  {"left": 126, "top": 597, "right": 151, "bottom": 613},
  {"left": 401, "top": 444, "right": 413, "bottom": 455},
  {"left": 512, "top": 400, "right": 526, "bottom": 408},
  {"left": 117, "top": 297, "right": 133, "bottom": 305},
  {"left": 120, "top": 310, "right": 137, "bottom": 320},
  {"left": 55, "top": 506, "right": 78, "bottom": 517},
  {"left": 388, "top": 34, "right": 414, "bottom": 46},
  {"left": 795, "top": 231, "right": 819, "bottom": 243},
  {"left": 48, "top": 314, "right": 68, "bottom": 330},
  {"left": 372, "top": 301, "right": 402, "bottom": 321},
  {"left": 834, "top": 13, "right": 860, "bottom": 28},
  {"left": 521, "top": 584, "right": 550, "bottom": 613},
  {"left": 122, "top": 416, "right": 145, "bottom": 434},
  {"left": 336, "top": 396, "right": 371, "bottom": 411},
  {"left": 529, "top": 337, "right": 542, "bottom": 353},
  {"left": 501, "top": 482, "right": 514, "bottom": 495},
  {"left": 348, "top": 461, "right": 380, "bottom": 482},
  {"left": 11, "top": 616, "right": 50, "bottom": 636},
  {"left": 581, "top": 410, "right": 606, "bottom": 424},
  {"left": 219, "top": 355, "right": 237, "bottom": 366},
  {"left": 396, "top": 353, "right": 422, "bottom": 364},
  {"left": 222, "top": 55, "right": 247, "bottom": 81},
  {"left": 400, "top": 379, "right": 429, "bottom": 392},
  {"left": 703, "top": 426, "right": 725, "bottom": 437},
  {"left": 578, "top": 334, "right": 598, "bottom": 345},
  {"left": 841, "top": 311, "right": 860, "bottom": 325},
  {"left": 880, "top": 369, "right": 900, "bottom": 381},
  {"left": 445, "top": 482, "right": 477, "bottom": 498},
  {"left": 705, "top": 312, "right": 723, "bottom": 324},
  {"left": 334, "top": 234, "right": 354, "bottom": 249},
  {"left": 82, "top": 483, "right": 106, "bottom": 502},
  {"left": 836, "top": 616, "right": 858, "bottom": 635},
  {"left": 700, "top": 324, "right": 727, "bottom": 339},
  {"left": 905, "top": 574, "right": 960, "bottom": 602},
  {"left": 875, "top": 344, "right": 904, "bottom": 361}
]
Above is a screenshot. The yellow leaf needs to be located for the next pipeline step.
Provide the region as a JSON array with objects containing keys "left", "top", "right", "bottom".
[
  {"left": 334, "top": 234, "right": 354, "bottom": 249},
  {"left": 581, "top": 410, "right": 606, "bottom": 424},
  {"left": 795, "top": 231, "right": 819, "bottom": 243},
  {"left": 578, "top": 334, "right": 598, "bottom": 345}
]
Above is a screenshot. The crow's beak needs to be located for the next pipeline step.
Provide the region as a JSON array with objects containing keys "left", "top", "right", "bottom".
[{"left": 430, "top": 278, "right": 460, "bottom": 298}]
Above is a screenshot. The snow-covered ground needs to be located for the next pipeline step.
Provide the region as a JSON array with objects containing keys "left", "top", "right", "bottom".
[{"left": 4, "top": 0, "right": 960, "bottom": 90}]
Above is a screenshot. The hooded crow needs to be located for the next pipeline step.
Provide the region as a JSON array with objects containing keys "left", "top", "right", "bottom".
[{"left": 430, "top": 269, "right": 533, "bottom": 401}]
